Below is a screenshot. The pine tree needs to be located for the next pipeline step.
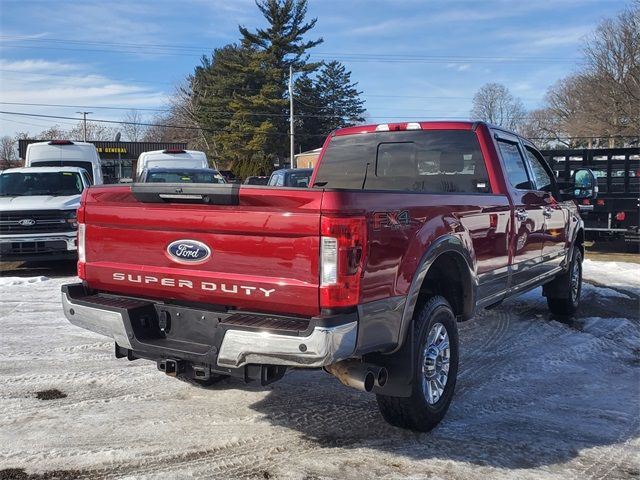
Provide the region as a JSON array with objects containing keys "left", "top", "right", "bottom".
[
  {"left": 293, "top": 73, "right": 325, "bottom": 152},
  {"left": 238, "top": 0, "right": 323, "bottom": 160},
  {"left": 316, "top": 61, "right": 366, "bottom": 132},
  {"left": 182, "top": 0, "right": 367, "bottom": 176}
]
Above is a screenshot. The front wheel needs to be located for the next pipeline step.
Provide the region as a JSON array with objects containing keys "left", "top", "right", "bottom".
[{"left": 376, "top": 295, "right": 459, "bottom": 432}]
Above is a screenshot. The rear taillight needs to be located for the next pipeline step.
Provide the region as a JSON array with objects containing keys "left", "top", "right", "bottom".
[
  {"left": 320, "top": 216, "right": 367, "bottom": 308},
  {"left": 78, "top": 223, "right": 86, "bottom": 259},
  {"left": 77, "top": 205, "right": 86, "bottom": 279},
  {"left": 616, "top": 211, "right": 626, "bottom": 221}
]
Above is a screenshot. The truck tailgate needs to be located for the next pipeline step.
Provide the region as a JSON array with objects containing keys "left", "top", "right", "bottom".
[{"left": 81, "top": 186, "right": 322, "bottom": 317}]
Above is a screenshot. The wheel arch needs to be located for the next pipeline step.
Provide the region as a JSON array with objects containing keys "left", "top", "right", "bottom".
[{"left": 390, "top": 235, "right": 476, "bottom": 354}]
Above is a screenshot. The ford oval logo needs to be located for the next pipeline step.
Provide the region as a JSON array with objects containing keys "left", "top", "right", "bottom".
[
  {"left": 166, "top": 240, "right": 211, "bottom": 264},
  {"left": 18, "top": 219, "right": 36, "bottom": 226}
]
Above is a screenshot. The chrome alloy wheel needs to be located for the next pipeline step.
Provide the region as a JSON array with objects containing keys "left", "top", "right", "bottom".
[
  {"left": 422, "top": 322, "right": 450, "bottom": 405},
  {"left": 570, "top": 258, "right": 580, "bottom": 303}
]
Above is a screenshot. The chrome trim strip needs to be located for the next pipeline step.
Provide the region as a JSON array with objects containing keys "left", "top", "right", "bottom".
[
  {"left": 217, "top": 321, "right": 358, "bottom": 369},
  {"left": 61, "top": 291, "right": 132, "bottom": 349},
  {"left": 0, "top": 233, "right": 76, "bottom": 242}
]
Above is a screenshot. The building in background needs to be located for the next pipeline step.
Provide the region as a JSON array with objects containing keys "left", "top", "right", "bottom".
[
  {"left": 18, "top": 140, "right": 188, "bottom": 183},
  {"left": 294, "top": 148, "right": 322, "bottom": 169}
]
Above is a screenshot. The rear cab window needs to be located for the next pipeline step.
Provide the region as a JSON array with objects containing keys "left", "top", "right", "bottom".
[{"left": 313, "top": 130, "right": 492, "bottom": 193}]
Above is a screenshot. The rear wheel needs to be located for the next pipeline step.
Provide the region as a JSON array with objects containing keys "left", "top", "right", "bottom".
[
  {"left": 376, "top": 296, "right": 459, "bottom": 432},
  {"left": 546, "top": 249, "right": 582, "bottom": 316}
]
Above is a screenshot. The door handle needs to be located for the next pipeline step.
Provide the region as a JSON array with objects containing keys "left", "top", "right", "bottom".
[
  {"left": 516, "top": 209, "right": 528, "bottom": 222},
  {"left": 543, "top": 207, "right": 553, "bottom": 219}
]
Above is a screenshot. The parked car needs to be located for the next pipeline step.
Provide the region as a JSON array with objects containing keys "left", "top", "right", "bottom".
[
  {"left": 267, "top": 168, "right": 313, "bottom": 187},
  {"left": 0, "top": 166, "right": 91, "bottom": 262},
  {"left": 243, "top": 176, "right": 270, "bottom": 185},
  {"left": 219, "top": 170, "right": 240, "bottom": 184},
  {"left": 136, "top": 149, "right": 209, "bottom": 180},
  {"left": 61, "top": 121, "right": 595, "bottom": 432},
  {"left": 25, "top": 140, "right": 103, "bottom": 185},
  {"left": 139, "top": 168, "right": 226, "bottom": 184}
]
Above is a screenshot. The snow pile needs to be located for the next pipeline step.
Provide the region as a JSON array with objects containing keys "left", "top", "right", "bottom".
[
  {"left": 583, "top": 259, "right": 640, "bottom": 295},
  {"left": 0, "top": 275, "right": 49, "bottom": 286}
]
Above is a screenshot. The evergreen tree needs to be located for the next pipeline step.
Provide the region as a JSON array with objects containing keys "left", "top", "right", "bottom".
[
  {"left": 293, "top": 73, "right": 325, "bottom": 152},
  {"left": 294, "top": 62, "right": 366, "bottom": 152},
  {"left": 316, "top": 61, "right": 366, "bottom": 133},
  {"left": 238, "top": 0, "right": 323, "bottom": 160},
  {"left": 189, "top": 45, "right": 265, "bottom": 165},
  {"left": 182, "top": 0, "right": 367, "bottom": 176}
]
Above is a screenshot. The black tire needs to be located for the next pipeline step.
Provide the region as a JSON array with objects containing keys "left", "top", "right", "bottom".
[
  {"left": 376, "top": 295, "right": 459, "bottom": 432},
  {"left": 547, "top": 249, "right": 583, "bottom": 316},
  {"left": 176, "top": 373, "right": 229, "bottom": 388}
]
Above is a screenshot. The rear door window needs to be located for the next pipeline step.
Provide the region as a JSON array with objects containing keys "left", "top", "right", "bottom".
[{"left": 313, "top": 130, "right": 491, "bottom": 193}]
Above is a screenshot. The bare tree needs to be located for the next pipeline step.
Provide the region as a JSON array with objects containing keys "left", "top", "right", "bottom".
[
  {"left": 470, "top": 83, "right": 526, "bottom": 132},
  {"left": 121, "top": 109, "right": 146, "bottom": 142},
  {"left": 0, "top": 135, "right": 17, "bottom": 162},
  {"left": 36, "top": 125, "right": 67, "bottom": 140},
  {"left": 67, "top": 121, "right": 118, "bottom": 141},
  {"left": 545, "top": 3, "right": 639, "bottom": 147},
  {"left": 519, "top": 108, "right": 571, "bottom": 148}
]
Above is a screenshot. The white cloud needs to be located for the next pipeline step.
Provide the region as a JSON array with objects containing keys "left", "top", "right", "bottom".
[
  {"left": 0, "top": 59, "right": 168, "bottom": 137},
  {"left": 496, "top": 25, "right": 592, "bottom": 51}
]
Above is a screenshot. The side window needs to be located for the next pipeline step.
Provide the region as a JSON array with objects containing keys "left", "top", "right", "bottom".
[
  {"left": 268, "top": 173, "right": 279, "bottom": 186},
  {"left": 82, "top": 171, "right": 92, "bottom": 186},
  {"left": 497, "top": 140, "right": 532, "bottom": 190},
  {"left": 524, "top": 147, "right": 554, "bottom": 192},
  {"left": 276, "top": 173, "right": 284, "bottom": 187}
]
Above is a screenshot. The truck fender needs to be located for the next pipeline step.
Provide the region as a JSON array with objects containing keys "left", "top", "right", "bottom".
[
  {"left": 392, "top": 234, "right": 476, "bottom": 355},
  {"left": 365, "top": 235, "right": 476, "bottom": 397}
]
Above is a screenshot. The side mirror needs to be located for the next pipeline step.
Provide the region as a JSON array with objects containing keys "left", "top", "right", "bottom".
[{"left": 569, "top": 168, "right": 598, "bottom": 200}]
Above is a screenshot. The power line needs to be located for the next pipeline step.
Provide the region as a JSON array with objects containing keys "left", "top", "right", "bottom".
[
  {"left": 0, "top": 110, "right": 329, "bottom": 137},
  {"left": 0, "top": 102, "right": 548, "bottom": 120},
  {"left": 0, "top": 37, "right": 584, "bottom": 63},
  {"left": 1, "top": 111, "right": 637, "bottom": 143},
  {"left": 0, "top": 37, "right": 582, "bottom": 64}
]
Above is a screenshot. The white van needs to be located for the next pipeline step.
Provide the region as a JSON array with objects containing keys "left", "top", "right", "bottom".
[
  {"left": 136, "top": 149, "right": 209, "bottom": 179},
  {"left": 25, "top": 140, "right": 103, "bottom": 185}
]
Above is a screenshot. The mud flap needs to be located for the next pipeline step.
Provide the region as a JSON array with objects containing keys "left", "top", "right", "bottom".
[{"left": 365, "top": 329, "right": 414, "bottom": 397}]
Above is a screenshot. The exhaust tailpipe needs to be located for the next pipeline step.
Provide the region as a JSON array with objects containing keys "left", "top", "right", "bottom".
[{"left": 325, "top": 360, "right": 388, "bottom": 392}]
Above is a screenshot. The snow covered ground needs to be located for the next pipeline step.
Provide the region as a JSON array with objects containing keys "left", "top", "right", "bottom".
[{"left": 0, "top": 260, "right": 638, "bottom": 480}]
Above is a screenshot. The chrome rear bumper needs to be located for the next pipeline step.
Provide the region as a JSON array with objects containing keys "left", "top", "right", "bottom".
[
  {"left": 216, "top": 322, "right": 357, "bottom": 368},
  {"left": 61, "top": 286, "right": 357, "bottom": 369}
]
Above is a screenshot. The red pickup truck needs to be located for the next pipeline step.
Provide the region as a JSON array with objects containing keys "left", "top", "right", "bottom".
[{"left": 62, "top": 121, "right": 597, "bottom": 431}]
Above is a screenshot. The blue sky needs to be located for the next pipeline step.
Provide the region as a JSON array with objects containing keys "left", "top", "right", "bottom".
[{"left": 0, "top": 0, "right": 631, "bottom": 139}]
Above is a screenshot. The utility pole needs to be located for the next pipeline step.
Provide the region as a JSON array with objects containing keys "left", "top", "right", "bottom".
[
  {"left": 289, "top": 66, "right": 295, "bottom": 168},
  {"left": 76, "top": 111, "right": 92, "bottom": 142}
]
